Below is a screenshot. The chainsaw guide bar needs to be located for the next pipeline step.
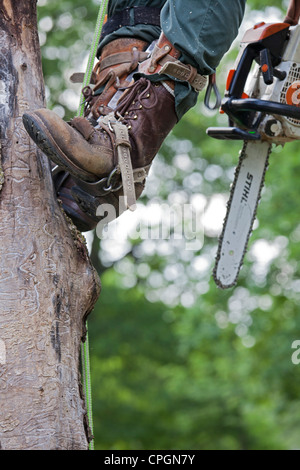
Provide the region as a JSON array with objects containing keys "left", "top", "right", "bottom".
[{"left": 213, "top": 141, "right": 272, "bottom": 289}]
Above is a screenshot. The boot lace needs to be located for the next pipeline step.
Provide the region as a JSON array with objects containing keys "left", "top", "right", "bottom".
[{"left": 114, "top": 78, "right": 159, "bottom": 124}]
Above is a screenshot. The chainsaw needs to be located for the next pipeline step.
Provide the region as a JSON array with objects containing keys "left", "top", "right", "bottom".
[{"left": 207, "top": 2, "right": 300, "bottom": 289}]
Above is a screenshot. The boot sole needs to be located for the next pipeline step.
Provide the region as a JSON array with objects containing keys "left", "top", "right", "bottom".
[{"left": 22, "top": 112, "right": 96, "bottom": 182}]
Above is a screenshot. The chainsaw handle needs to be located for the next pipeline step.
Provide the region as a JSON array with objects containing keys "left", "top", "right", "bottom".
[
  {"left": 223, "top": 97, "right": 300, "bottom": 121},
  {"left": 284, "top": 0, "right": 300, "bottom": 25}
]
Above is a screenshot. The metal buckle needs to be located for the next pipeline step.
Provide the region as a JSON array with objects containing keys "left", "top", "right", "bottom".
[
  {"left": 103, "top": 167, "right": 122, "bottom": 192},
  {"left": 108, "top": 120, "right": 114, "bottom": 132}
]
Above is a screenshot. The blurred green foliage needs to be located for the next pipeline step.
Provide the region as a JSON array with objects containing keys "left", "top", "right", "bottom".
[{"left": 38, "top": 0, "right": 300, "bottom": 449}]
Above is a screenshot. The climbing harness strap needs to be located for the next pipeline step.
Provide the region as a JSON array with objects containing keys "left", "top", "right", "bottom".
[
  {"left": 111, "top": 120, "right": 136, "bottom": 211},
  {"left": 74, "top": 162, "right": 150, "bottom": 198}
]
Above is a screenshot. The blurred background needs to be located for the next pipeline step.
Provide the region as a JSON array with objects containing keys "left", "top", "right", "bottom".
[{"left": 37, "top": 0, "right": 300, "bottom": 450}]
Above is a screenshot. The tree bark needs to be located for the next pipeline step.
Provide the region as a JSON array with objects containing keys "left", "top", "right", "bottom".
[{"left": 0, "top": 0, "right": 100, "bottom": 450}]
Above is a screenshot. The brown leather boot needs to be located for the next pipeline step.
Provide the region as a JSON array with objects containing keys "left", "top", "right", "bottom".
[
  {"left": 23, "top": 34, "right": 207, "bottom": 228},
  {"left": 52, "top": 37, "right": 149, "bottom": 231}
]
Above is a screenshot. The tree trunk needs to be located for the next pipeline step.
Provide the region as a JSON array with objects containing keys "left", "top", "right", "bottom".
[{"left": 0, "top": 0, "right": 100, "bottom": 450}]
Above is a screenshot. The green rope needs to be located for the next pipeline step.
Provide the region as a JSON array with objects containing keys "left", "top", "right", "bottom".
[
  {"left": 81, "top": 327, "right": 94, "bottom": 450},
  {"left": 78, "top": 0, "right": 109, "bottom": 451},
  {"left": 77, "top": 0, "right": 109, "bottom": 118}
]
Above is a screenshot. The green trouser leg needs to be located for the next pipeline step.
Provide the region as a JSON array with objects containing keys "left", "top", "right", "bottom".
[
  {"left": 98, "top": 0, "right": 247, "bottom": 120},
  {"left": 161, "top": 0, "right": 247, "bottom": 75},
  {"left": 161, "top": 0, "right": 247, "bottom": 118}
]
